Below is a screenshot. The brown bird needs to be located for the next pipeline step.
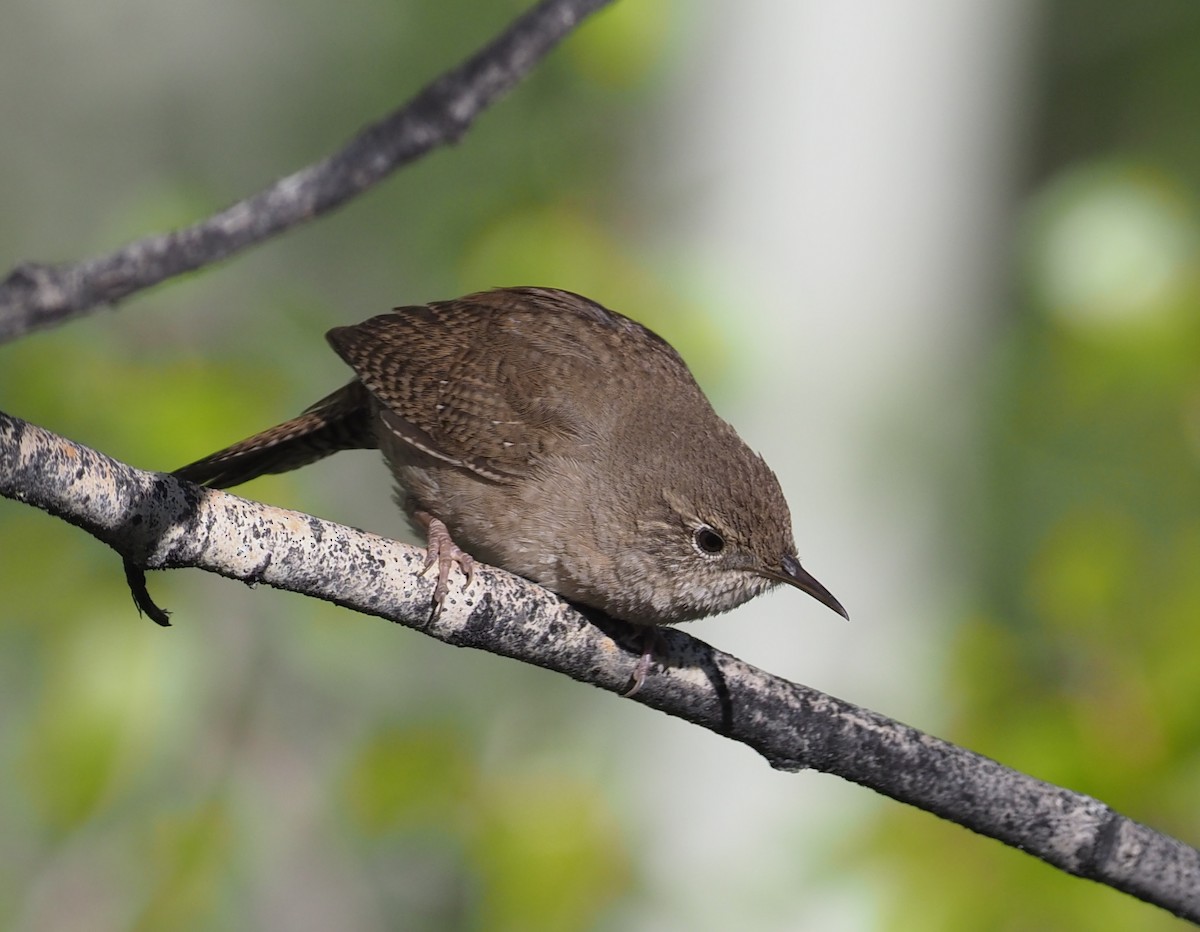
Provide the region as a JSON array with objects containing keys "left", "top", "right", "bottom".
[{"left": 168, "top": 287, "right": 847, "bottom": 692}]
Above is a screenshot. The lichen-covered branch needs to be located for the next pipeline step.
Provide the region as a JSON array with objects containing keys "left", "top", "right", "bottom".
[
  {"left": 0, "top": 0, "right": 615, "bottom": 343},
  {"left": 1, "top": 408, "right": 1197, "bottom": 923}
]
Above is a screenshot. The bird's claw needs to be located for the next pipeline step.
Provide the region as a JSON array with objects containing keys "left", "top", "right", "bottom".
[{"left": 419, "top": 513, "right": 475, "bottom": 622}]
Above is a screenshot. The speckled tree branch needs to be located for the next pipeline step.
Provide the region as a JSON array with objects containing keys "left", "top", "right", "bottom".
[
  {"left": 1, "top": 408, "right": 1197, "bottom": 923},
  {"left": 0, "top": 0, "right": 614, "bottom": 343}
]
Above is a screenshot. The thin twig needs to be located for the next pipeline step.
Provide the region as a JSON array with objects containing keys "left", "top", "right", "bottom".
[{"left": 0, "top": 0, "right": 614, "bottom": 343}]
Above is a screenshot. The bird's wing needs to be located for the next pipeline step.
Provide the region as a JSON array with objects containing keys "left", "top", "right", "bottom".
[{"left": 326, "top": 290, "right": 602, "bottom": 482}]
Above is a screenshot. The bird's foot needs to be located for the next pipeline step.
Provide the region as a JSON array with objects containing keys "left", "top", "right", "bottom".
[
  {"left": 416, "top": 512, "right": 475, "bottom": 622},
  {"left": 623, "top": 627, "right": 667, "bottom": 698}
]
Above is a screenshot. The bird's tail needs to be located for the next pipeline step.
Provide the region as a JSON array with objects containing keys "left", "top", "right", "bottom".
[{"left": 174, "top": 381, "right": 377, "bottom": 488}]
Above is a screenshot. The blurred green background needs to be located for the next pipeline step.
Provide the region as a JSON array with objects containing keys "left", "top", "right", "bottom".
[{"left": 2, "top": 1, "right": 1199, "bottom": 930}]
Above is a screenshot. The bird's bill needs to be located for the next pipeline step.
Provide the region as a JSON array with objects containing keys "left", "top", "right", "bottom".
[{"left": 775, "top": 554, "right": 849, "bottom": 620}]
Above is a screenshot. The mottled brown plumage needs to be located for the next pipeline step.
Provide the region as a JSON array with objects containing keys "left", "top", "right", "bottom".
[{"left": 175, "top": 288, "right": 846, "bottom": 686}]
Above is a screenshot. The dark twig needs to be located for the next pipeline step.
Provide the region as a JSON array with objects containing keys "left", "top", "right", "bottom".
[
  {"left": 2, "top": 408, "right": 1198, "bottom": 924},
  {"left": 0, "top": 0, "right": 615, "bottom": 343}
]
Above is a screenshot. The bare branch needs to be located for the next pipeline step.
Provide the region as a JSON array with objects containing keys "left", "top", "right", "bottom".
[
  {"left": 0, "top": 0, "right": 615, "bottom": 343},
  {"left": 2, "top": 407, "right": 1197, "bottom": 923}
]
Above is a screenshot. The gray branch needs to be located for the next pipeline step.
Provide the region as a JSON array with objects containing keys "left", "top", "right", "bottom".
[
  {"left": 2, "top": 408, "right": 1197, "bottom": 924},
  {"left": 0, "top": 0, "right": 614, "bottom": 343}
]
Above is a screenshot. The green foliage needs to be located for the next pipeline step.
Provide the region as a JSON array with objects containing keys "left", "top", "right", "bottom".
[
  {"left": 469, "top": 773, "right": 630, "bottom": 931},
  {"left": 868, "top": 214, "right": 1200, "bottom": 929},
  {"left": 860, "top": 6, "right": 1200, "bottom": 925},
  {"left": 133, "top": 799, "right": 235, "bottom": 931},
  {"left": 340, "top": 724, "right": 630, "bottom": 928},
  {"left": 0, "top": 2, "right": 667, "bottom": 928},
  {"left": 343, "top": 724, "right": 475, "bottom": 834}
]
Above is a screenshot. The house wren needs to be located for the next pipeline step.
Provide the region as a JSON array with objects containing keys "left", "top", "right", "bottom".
[{"left": 169, "top": 287, "right": 847, "bottom": 690}]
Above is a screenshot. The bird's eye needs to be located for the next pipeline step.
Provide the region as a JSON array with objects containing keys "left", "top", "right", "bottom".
[{"left": 693, "top": 525, "right": 726, "bottom": 555}]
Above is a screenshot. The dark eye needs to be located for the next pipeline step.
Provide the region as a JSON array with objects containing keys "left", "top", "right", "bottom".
[{"left": 693, "top": 525, "right": 726, "bottom": 555}]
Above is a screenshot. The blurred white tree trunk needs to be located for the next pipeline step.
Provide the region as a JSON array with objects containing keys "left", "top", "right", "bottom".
[{"left": 635, "top": 4, "right": 1038, "bottom": 930}]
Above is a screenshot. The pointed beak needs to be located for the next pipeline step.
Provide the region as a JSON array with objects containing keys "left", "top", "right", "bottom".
[{"left": 777, "top": 554, "right": 849, "bottom": 620}]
